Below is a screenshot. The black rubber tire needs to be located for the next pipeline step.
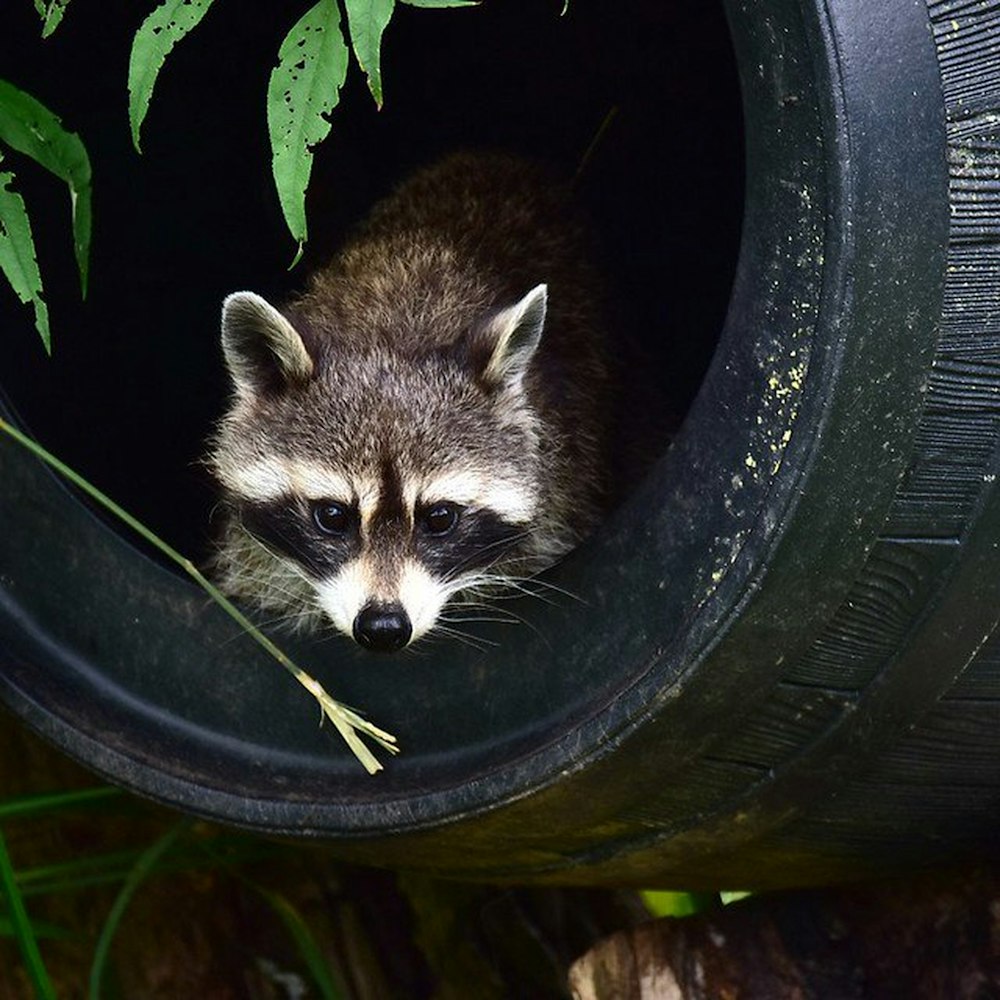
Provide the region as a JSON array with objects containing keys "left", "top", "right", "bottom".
[{"left": 3, "top": 0, "right": 1000, "bottom": 890}]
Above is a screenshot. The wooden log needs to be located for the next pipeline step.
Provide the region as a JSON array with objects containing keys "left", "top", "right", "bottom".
[{"left": 569, "top": 867, "right": 1000, "bottom": 999}]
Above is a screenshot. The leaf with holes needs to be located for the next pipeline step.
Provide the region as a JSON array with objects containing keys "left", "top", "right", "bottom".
[
  {"left": 344, "top": 0, "right": 395, "bottom": 108},
  {"left": 128, "top": 0, "right": 217, "bottom": 153},
  {"left": 268, "top": 0, "right": 350, "bottom": 266},
  {"left": 40, "top": 0, "right": 73, "bottom": 37},
  {"left": 0, "top": 165, "right": 50, "bottom": 352},
  {"left": 0, "top": 78, "right": 91, "bottom": 299}
]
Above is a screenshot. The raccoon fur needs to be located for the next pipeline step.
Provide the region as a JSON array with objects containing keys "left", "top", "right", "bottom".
[{"left": 208, "top": 151, "right": 611, "bottom": 652}]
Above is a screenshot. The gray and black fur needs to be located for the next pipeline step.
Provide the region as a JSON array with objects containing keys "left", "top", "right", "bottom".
[{"left": 208, "top": 152, "right": 611, "bottom": 651}]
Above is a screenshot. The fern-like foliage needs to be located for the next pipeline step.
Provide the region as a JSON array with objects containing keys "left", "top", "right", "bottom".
[
  {"left": 126, "top": 0, "right": 478, "bottom": 261},
  {"left": 0, "top": 78, "right": 92, "bottom": 353}
]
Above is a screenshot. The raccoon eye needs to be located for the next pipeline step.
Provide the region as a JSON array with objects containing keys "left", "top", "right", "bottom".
[
  {"left": 312, "top": 500, "right": 351, "bottom": 535},
  {"left": 420, "top": 502, "right": 460, "bottom": 536}
]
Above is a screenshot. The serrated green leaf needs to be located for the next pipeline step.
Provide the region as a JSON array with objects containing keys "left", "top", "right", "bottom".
[
  {"left": 344, "top": 0, "right": 395, "bottom": 108},
  {"left": 268, "top": 0, "right": 350, "bottom": 264},
  {"left": 399, "top": 0, "right": 478, "bottom": 7},
  {"left": 128, "top": 0, "right": 217, "bottom": 153},
  {"left": 0, "top": 166, "right": 50, "bottom": 352},
  {"left": 33, "top": 0, "right": 47, "bottom": 19},
  {"left": 41, "top": 0, "right": 72, "bottom": 37},
  {"left": 0, "top": 78, "right": 91, "bottom": 298}
]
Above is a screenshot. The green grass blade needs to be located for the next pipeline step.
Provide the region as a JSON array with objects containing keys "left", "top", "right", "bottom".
[
  {"left": 127, "top": 0, "right": 217, "bottom": 153},
  {"left": 0, "top": 827, "right": 57, "bottom": 1000},
  {"left": 344, "top": 0, "right": 395, "bottom": 108},
  {"left": 0, "top": 417, "right": 398, "bottom": 772},
  {"left": 19, "top": 834, "right": 279, "bottom": 899},
  {"left": 88, "top": 818, "right": 194, "bottom": 1000},
  {"left": 0, "top": 163, "right": 49, "bottom": 351},
  {"left": 0, "top": 785, "right": 122, "bottom": 821},
  {"left": 0, "top": 78, "right": 92, "bottom": 298},
  {"left": 41, "top": 0, "right": 73, "bottom": 37},
  {"left": 268, "top": 0, "right": 350, "bottom": 265},
  {"left": 0, "top": 913, "right": 74, "bottom": 940},
  {"left": 253, "top": 885, "right": 348, "bottom": 1000}
]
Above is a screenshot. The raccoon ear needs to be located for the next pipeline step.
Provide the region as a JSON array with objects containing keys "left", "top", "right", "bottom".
[
  {"left": 221, "top": 291, "right": 314, "bottom": 397},
  {"left": 478, "top": 283, "right": 547, "bottom": 389}
]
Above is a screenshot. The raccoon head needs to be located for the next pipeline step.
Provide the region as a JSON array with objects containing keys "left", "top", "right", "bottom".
[{"left": 210, "top": 284, "right": 552, "bottom": 652}]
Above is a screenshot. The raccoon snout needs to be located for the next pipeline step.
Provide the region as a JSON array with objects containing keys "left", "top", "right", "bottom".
[{"left": 353, "top": 602, "right": 412, "bottom": 653}]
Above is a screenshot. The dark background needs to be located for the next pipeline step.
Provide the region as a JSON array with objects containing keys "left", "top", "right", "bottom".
[{"left": 0, "top": 0, "right": 742, "bottom": 559}]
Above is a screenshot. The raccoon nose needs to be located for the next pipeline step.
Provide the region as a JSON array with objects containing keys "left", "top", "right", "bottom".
[{"left": 353, "top": 602, "right": 412, "bottom": 653}]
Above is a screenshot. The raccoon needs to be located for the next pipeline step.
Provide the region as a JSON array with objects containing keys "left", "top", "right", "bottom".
[{"left": 208, "top": 152, "right": 611, "bottom": 652}]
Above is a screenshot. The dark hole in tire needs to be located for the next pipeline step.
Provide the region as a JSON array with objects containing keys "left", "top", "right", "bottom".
[{"left": 1, "top": 0, "right": 742, "bottom": 567}]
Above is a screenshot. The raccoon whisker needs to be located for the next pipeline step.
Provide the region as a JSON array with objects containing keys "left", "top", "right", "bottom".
[
  {"left": 484, "top": 578, "right": 569, "bottom": 607},
  {"left": 256, "top": 604, "right": 323, "bottom": 630},
  {"left": 232, "top": 566, "right": 295, "bottom": 589},
  {"left": 463, "top": 602, "right": 554, "bottom": 653},
  {"left": 452, "top": 573, "right": 554, "bottom": 605},
  {"left": 220, "top": 601, "right": 323, "bottom": 642},
  {"left": 442, "top": 589, "right": 554, "bottom": 651},
  {"left": 439, "top": 532, "right": 535, "bottom": 586},
  {"left": 439, "top": 612, "right": 519, "bottom": 627},
  {"left": 428, "top": 624, "right": 496, "bottom": 653},
  {"left": 462, "top": 571, "right": 584, "bottom": 608},
  {"left": 503, "top": 574, "right": 585, "bottom": 604},
  {"left": 464, "top": 580, "right": 560, "bottom": 608},
  {"left": 220, "top": 569, "right": 315, "bottom": 610},
  {"left": 236, "top": 527, "right": 316, "bottom": 584},
  {"left": 446, "top": 588, "right": 510, "bottom": 613}
]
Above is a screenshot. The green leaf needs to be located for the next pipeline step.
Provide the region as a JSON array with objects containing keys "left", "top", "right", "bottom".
[
  {"left": 640, "top": 890, "right": 718, "bottom": 918},
  {"left": 0, "top": 827, "right": 57, "bottom": 1000},
  {"left": 0, "top": 166, "right": 50, "bottom": 352},
  {"left": 41, "top": 0, "right": 72, "bottom": 37},
  {"left": 128, "top": 0, "right": 217, "bottom": 154},
  {"left": 32, "top": 0, "right": 46, "bottom": 18},
  {"left": 0, "top": 78, "right": 92, "bottom": 298},
  {"left": 344, "top": 0, "right": 395, "bottom": 108},
  {"left": 268, "top": 0, "right": 350, "bottom": 265},
  {"left": 400, "top": 1, "right": 478, "bottom": 7}
]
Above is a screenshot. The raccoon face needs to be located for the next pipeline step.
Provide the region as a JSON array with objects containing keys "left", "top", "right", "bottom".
[{"left": 211, "top": 285, "right": 549, "bottom": 651}]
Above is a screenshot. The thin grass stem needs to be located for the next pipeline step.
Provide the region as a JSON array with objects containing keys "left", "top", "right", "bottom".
[
  {"left": 0, "top": 417, "right": 397, "bottom": 773},
  {"left": 0, "top": 786, "right": 122, "bottom": 821},
  {"left": 0, "top": 826, "right": 56, "bottom": 1000},
  {"left": 87, "top": 817, "right": 194, "bottom": 1000}
]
